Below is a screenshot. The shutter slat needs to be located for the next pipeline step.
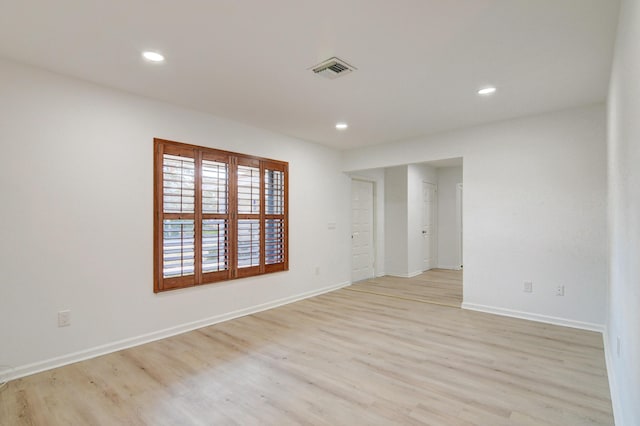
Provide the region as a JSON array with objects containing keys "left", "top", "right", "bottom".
[
  {"left": 162, "top": 219, "right": 195, "bottom": 278},
  {"left": 265, "top": 218, "right": 284, "bottom": 264},
  {"left": 237, "top": 166, "right": 260, "bottom": 214},
  {"left": 238, "top": 219, "right": 260, "bottom": 268},
  {"left": 202, "top": 159, "right": 228, "bottom": 214},
  {"left": 265, "top": 169, "right": 284, "bottom": 215},
  {"left": 163, "top": 154, "right": 195, "bottom": 214},
  {"left": 203, "top": 219, "right": 228, "bottom": 273}
]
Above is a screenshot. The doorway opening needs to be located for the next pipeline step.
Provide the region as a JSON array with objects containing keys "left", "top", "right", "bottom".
[{"left": 347, "top": 158, "right": 463, "bottom": 307}]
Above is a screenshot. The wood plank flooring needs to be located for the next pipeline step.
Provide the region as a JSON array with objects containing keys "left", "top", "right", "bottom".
[
  {"left": 349, "top": 269, "right": 463, "bottom": 307},
  {"left": 0, "top": 286, "right": 612, "bottom": 425}
]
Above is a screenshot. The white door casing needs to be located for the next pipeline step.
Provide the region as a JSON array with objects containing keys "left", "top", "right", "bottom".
[
  {"left": 351, "top": 179, "right": 375, "bottom": 282},
  {"left": 422, "top": 181, "right": 436, "bottom": 271}
]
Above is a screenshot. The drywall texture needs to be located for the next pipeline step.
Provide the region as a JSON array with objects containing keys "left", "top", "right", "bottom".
[
  {"left": 344, "top": 105, "right": 607, "bottom": 328},
  {"left": 607, "top": 0, "right": 640, "bottom": 423},
  {"left": 437, "top": 166, "right": 463, "bottom": 269},
  {"left": 0, "top": 59, "right": 350, "bottom": 375}
]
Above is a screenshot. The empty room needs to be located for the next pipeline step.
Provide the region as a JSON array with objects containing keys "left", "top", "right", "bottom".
[{"left": 0, "top": 1, "right": 638, "bottom": 425}]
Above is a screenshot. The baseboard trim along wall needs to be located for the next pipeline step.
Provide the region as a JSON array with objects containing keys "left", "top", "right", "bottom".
[
  {"left": 437, "top": 265, "right": 462, "bottom": 271},
  {"left": 8, "top": 281, "right": 352, "bottom": 382},
  {"left": 461, "top": 302, "right": 605, "bottom": 332},
  {"left": 387, "top": 270, "right": 423, "bottom": 279},
  {"left": 602, "top": 328, "right": 623, "bottom": 426}
]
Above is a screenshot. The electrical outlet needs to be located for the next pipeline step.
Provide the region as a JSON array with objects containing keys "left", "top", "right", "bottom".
[
  {"left": 523, "top": 281, "right": 533, "bottom": 293},
  {"left": 58, "top": 310, "right": 71, "bottom": 327},
  {"left": 555, "top": 285, "right": 565, "bottom": 296}
]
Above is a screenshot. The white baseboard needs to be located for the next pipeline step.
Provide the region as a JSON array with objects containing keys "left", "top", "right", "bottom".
[
  {"left": 437, "top": 265, "right": 462, "bottom": 271},
  {"left": 461, "top": 302, "right": 605, "bottom": 332},
  {"left": 386, "top": 270, "right": 422, "bottom": 279},
  {"left": 8, "top": 281, "right": 351, "bottom": 382},
  {"left": 602, "top": 327, "right": 622, "bottom": 426}
]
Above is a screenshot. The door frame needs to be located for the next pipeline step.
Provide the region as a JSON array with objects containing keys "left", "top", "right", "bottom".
[{"left": 350, "top": 177, "right": 377, "bottom": 281}]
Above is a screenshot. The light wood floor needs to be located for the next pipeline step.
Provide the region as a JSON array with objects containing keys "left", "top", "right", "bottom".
[
  {"left": 0, "top": 287, "right": 612, "bottom": 425},
  {"left": 349, "top": 269, "right": 463, "bottom": 308}
]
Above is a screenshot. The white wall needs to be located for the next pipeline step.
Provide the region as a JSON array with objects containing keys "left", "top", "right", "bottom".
[
  {"left": 607, "top": 0, "right": 640, "bottom": 423},
  {"left": 344, "top": 105, "right": 607, "bottom": 329},
  {"left": 384, "top": 166, "right": 409, "bottom": 276},
  {"left": 437, "top": 166, "right": 463, "bottom": 269},
  {"left": 383, "top": 164, "right": 437, "bottom": 277},
  {"left": 348, "top": 168, "right": 385, "bottom": 277},
  {"left": 0, "top": 59, "right": 351, "bottom": 378}
]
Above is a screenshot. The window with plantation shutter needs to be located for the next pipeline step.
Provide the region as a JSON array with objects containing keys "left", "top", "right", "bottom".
[{"left": 154, "top": 139, "right": 288, "bottom": 292}]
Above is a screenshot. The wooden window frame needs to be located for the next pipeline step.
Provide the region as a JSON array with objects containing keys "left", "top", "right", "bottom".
[{"left": 154, "top": 138, "right": 288, "bottom": 293}]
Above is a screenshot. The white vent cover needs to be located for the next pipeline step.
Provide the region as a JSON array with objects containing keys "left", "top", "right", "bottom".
[{"left": 311, "top": 57, "right": 356, "bottom": 79}]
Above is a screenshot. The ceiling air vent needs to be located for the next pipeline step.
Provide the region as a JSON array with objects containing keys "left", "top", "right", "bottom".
[{"left": 311, "top": 57, "right": 356, "bottom": 79}]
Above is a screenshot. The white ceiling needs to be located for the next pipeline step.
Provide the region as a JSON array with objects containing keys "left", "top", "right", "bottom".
[{"left": 0, "top": 0, "right": 620, "bottom": 150}]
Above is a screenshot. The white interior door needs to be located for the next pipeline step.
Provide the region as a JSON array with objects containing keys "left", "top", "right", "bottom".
[
  {"left": 351, "top": 180, "right": 374, "bottom": 282},
  {"left": 422, "top": 182, "right": 436, "bottom": 271},
  {"left": 456, "top": 183, "right": 463, "bottom": 269}
]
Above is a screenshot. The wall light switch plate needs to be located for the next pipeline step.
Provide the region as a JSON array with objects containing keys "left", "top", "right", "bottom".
[
  {"left": 58, "top": 310, "right": 71, "bottom": 327},
  {"left": 524, "top": 281, "right": 533, "bottom": 293}
]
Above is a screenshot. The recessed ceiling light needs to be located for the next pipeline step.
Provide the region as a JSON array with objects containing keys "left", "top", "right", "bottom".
[
  {"left": 142, "top": 51, "right": 165, "bottom": 62},
  {"left": 477, "top": 86, "right": 497, "bottom": 95},
  {"left": 336, "top": 122, "right": 348, "bottom": 130}
]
